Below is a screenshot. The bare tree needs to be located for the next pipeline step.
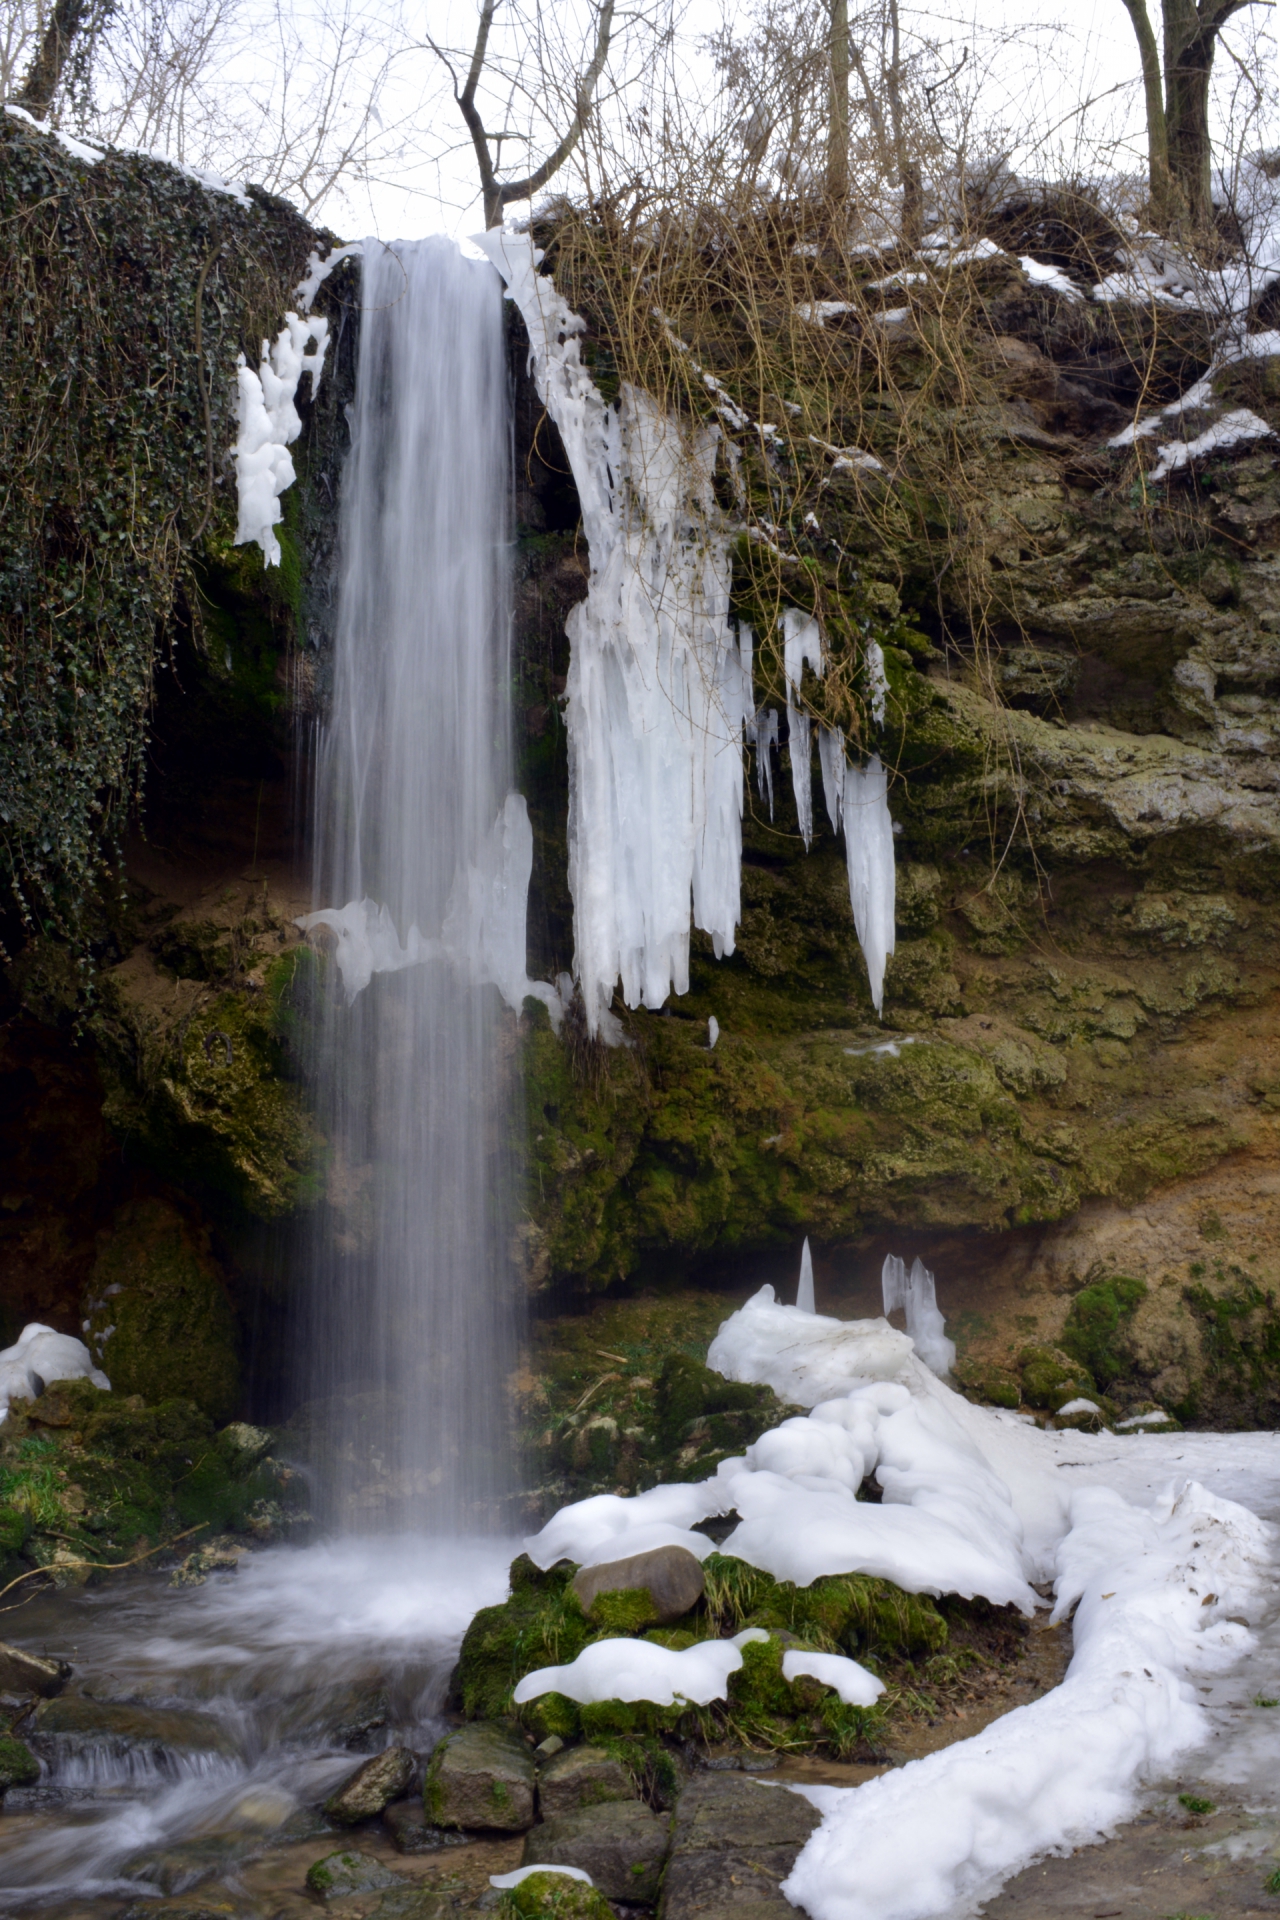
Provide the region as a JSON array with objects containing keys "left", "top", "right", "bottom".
[
  {"left": 1120, "top": 0, "right": 1265, "bottom": 228},
  {"left": 430, "top": 0, "right": 615, "bottom": 230},
  {"left": 15, "top": 0, "right": 111, "bottom": 116}
]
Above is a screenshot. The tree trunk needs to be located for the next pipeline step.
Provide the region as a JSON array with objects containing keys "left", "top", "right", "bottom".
[
  {"left": 17, "top": 0, "right": 90, "bottom": 116},
  {"left": 1119, "top": 0, "right": 1176, "bottom": 222},
  {"left": 1161, "top": 0, "right": 1248, "bottom": 232},
  {"left": 827, "top": 0, "right": 849, "bottom": 205}
]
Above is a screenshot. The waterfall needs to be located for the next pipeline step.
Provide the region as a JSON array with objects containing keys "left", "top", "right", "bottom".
[{"left": 301, "top": 238, "right": 517, "bottom": 1532}]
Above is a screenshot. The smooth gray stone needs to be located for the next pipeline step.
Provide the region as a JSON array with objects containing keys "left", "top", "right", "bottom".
[
  {"left": 325, "top": 1746, "right": 417, "bottom": 1824},
  {"left": 658, "top": 1772, "right": 822, "bottom": 1920},
  {"left": 571, "top": 1546, "right": 705, "bottom": 1624},
  {"left": 523, "top": 1799, "right": 670, "bottom": 1903},
  {"left": 426, "top": 1723, "right": 536, "bottom": 1832},
  {"left": 538, "top": 1743, "right": 637, "bottom": 1818}
]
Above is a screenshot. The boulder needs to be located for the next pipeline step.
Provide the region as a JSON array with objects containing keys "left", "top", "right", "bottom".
[
  {"left": 538, "top": 1744, "right": 637, "bottom": 1818},
  {"left": 367, "top": 1893, "right": 458, "bottom": 1920},
  {"left": 0, "top": 1735, "right": 38, "bottom": 1791},
  {"left": 305, "top": 1850, "right": 405, "bottom": 1900},
  {"left": 0, "top": 1640, "right": 69, "bottom": 1699},
  {"left": 425, "top": 1723, "right": 535, "bottom": 1831},
  {"left": 571, "top": 1545, "right": 705, "bottom": 1626},
  {"left": 659, "top": 1772, "right": 821, "bottom": 1920},
  {"left": 502, "top": 1869, "right": 614, "bottom": 1920},
  {"left": 31, "top": 1693, "right": 239, "bottom": 1764},
  {"left": 325, "top": 1746, "right": 417, "bottom": 1824},
  {"left": 523, "top": 1801, "right": 670, "bottom": 1904}
]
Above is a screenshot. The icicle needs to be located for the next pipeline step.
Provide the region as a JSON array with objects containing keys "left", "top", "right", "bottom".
[
  {"left": 234, "top": 312, "right": 328, "bottom": 567},
  {"left": 843, "top": 755, "right": 896, "bottom": 1013},
  {"left": 708, "top": 1015, "right": 720, "bottom": 1048},
  {"left": 749, "top": 709, "right": 779, "bottom": 817},
  {"left": 881, "top": 1253, "right": 955, "bottom": 1376},
  {"left": 797, "top": 1237, "right": 815, "bottom": 1313},
  {"left": 780, "top": 609, "right": 822, "bottom": 851},
  {"left": 818, "top": 725, "right": 845, "bottom": 833}
]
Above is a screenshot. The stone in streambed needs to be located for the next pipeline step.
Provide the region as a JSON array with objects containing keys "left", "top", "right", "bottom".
[
  {"left": 382, "top": 1801, "right": 470, "bottom": 1853},
  {"left": 523, "top": 1802, "right": 670, "bottom": 1904},
  {"left": 538, "top": 1744, "right": 637, "bottom": 1818},
  {"left": 425, "top": 1723, "right": 535, "bottom": 1831},
  {"left": 367, "top": 1892, "right": 458, "bottom": 1920},
  {"left": 501, "top": 1870, "right": 613, "bottom": 1920},
  {"left": 658, "top": 1772, "right": 821, "bottom": 1920},
  {"left": 324, "top": 1747, "right": 417, "bottom": 1824},
  {"left": 0, "top": 1736, "right": 37, "bottom": 1792},
  {"left": 305, "top": 1850, "right": 404, "bottom": 1900},
  {"left": 32, "top": 1692, "right": 239, "bottom": 1764},
  {"left": 0, "top": 1640, "right": 69, "bottom": 1699},
  {"left": 571, "top": 1546, "right": 704, "bottom": 1628}
]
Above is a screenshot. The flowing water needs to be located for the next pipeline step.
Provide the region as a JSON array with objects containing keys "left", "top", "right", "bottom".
[
  {"left": 0, "top": 240, "right": 524, "bottom": 1907},
  {"left": 301, "top": 236, "right": 518, "bottom": 1531}
]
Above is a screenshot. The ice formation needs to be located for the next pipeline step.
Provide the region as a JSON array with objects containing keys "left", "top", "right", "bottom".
[
  {"left": 781, "top": 610, "right": 822, "bottom": 848},
  {"left": 294, "top": 242, "right": 363, "bottom": 311},
  {"left": 299, "top": 793, "right": 562, "bottom": 1025},
  {"left": 0, "top": 1323, "right": 110, "bottom": 1421},
  {"left": 881, "top": 1254, "right": 955, "bottom": 1376},
  {"left": 521, "top": 1284, "right": 1275, "bottom": 1919},
  {"left": 476, "top": 228, "right": 751, "bottom": 1038},
  {"left": 747, "top": 706, "right": 779, "bottom": 816},
  {"left": 234, "top": 312, "right": 329, "bottom": 566},
  {"left": 796, "top": 1238, "right": 815, "bottom": 1313},
  {"left": 841, "top": 756, "right": 896, "bottom": 1013},
  {"left": 491, "top": 1868, "right": 593, "bottom": 1890}
]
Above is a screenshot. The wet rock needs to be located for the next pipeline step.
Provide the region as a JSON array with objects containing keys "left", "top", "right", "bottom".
[
  {"left": 0, "top": 1735, "right": 38, "bottom": 1791},
  {"left": 382, "top": 1801, "right": 470, "bottom": 1853},
  {"left": 325, "top": 1746, "right": 417, "bottom": 1824},
  {"left": 216, "top": 1423, "right": 274, "bottom": 1474},
  {"left": 127, "top": 1834, "right": 255, "bottom": 1894},
  {"left": 305, "top": 1850, "right": 405, "bottom": 1900},
  {"left": 279, "top": 1676, "right": 390, "bottom": 1750},
  {"left": 523, "top": 1800, "right": 670, "bottom": 1903},
  {"left": 659, "top": 1772, "right": 821, "bottom": 1920},
  {"left": 31, "top": 1693, "right": 239, "bottom": 1768},
  {"left": 425, "top": 1723, "right": 535, "bottom": 1831},
  {"left": 0, "top": 1641, "right": 69, "bottom": 1699},
  {"left": 571, "top": 1546, "right": 705, "bottom": 1627},
  {"left": 538, "top": 1744, "right": 637, "bottom": 1818},
  {"left": 118, "top": 1900, "right": 256, "bottom": 1920},
  {"left": 367, "top": 1892, "right": 458, "bottom": 1920}
]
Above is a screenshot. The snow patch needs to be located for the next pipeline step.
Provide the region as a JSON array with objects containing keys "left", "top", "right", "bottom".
[
  {"left": 234, "top": 313, "right": 328, "bottom": 566},
  {"left": 0, "top": 1323, "right": 110, "bottom": 1422}
]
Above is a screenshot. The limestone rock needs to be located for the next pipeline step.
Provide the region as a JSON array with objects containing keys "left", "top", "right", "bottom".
[
  {"left": 305, "top": 1850, "right": 405, "bottom": 1900},
  {"left": 32, "top": 1693, "right": 238, "bottom": 1763},
  {"left": 425, "top": 1722, "right": 535, "bottom": 1831},
  {"left": 538, "top": 1743, "right": 637, "bottom": 1818},
  {"left": 0, "top": 1640, "right": 69, "bottom": 1699},
  {"left": 571, "top": 1545, "right": 705, "bottom": 1626},
  {"left": 523, "top": 1801, "right": 670, "bottom": 1903},
  {"left": 659, "top": 1772, "right": 821, "bottom": 1920},
  {"left": 324, "top": 1746, "right": 417, "bottom": 1824}
]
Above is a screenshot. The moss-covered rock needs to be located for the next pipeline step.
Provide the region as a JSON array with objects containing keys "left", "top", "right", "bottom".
[
  {"left": 0, "top": 1737, "right": 38, "bottom": 1791},
  {"left": 84, "top": 1197, "right": 240, "bottom": 1421},
  {"left": 498, "top": 1869, "right": 614, "bottom": 1920},
  {"left": 1059, "top": 1275, "right": 1147, "bottom": 1390},
  {"left": 1016, "top": 1345, "right": 1096, "bottom": 1413}
]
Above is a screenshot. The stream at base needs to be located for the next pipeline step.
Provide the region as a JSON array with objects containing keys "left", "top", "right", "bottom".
[{"left": 0, "top": 1540, "right": 515, "bottom": 1909}]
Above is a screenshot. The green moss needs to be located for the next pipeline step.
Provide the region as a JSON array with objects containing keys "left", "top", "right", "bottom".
[
  {"left": 1183, "top": 1272, "right": 1280, "bottom": 1426},
  {"left": 499, "top": 1870, "right": 614, "bottom": 1920},
  {"left": 85, "top": 1197, "right": 240, "bottom": 1421},
  {"left": 454, "top": 1560, "right": 589, "bottom": 1722},
  {"left": 1017, "top": 1345, "right": 1096, "bottom": 1412},
  {"left": 1059, "top": 1276, "right": 1147, "bottom": 1390},
  {"left": 0, "top": 1738, "right": 38, "bottom": 1790},
  {"left": 587, "top": 1587, "right": 661, "bottom": 1633},
  {"left": 701, "top": 1556, "right": 948, "bottom": 1660}
]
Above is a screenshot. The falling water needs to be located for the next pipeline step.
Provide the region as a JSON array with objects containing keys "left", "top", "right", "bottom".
[{"left": 302, "top": 237, "right": 517, "bottom": 1531}]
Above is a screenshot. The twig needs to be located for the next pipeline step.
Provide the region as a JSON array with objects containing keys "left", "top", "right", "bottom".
[{"left": 0, "top": 1523, "right": 210, "bottom": 1609}]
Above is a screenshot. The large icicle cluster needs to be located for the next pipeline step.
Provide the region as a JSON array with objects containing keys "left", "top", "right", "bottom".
[
  {"left": 516, "top": 1281, "right": 1275, "bottom": 1920},
  {"left": 476, "top": 229, "right": 897, "bottom": 1032},
  {"left": 476, "top": 229, "right": 750, "bottom": 1035}
]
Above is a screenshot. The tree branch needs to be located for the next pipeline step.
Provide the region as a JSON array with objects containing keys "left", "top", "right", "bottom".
[{"left": 496, "top": 0, "right": 615, "bottom": 217}]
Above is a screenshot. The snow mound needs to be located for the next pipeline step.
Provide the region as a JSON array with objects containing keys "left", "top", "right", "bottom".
[
  {"left": 514, "top": 1634, "right": 752, "bottom": 1708},
  {"left": 707, "top": 1285, "right": 914, "bottom": 1404},
  {"left": 781, "top": 1648, "right": 884, "bottom": 1707},
  {"left": 0, "top": 1323, "right": 110, "bottom": 1421}
]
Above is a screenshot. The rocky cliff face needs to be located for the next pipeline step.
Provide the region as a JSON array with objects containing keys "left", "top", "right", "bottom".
[{"left": 2, "top": 137, "right": 1278, "bottom": 1436}]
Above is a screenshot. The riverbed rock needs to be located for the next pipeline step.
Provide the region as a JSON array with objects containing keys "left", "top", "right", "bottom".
[
  {"left": 502, "top": 1869, "right": 614, "bottom": 1920},
  {"left": 382, "top": 1801, "right": 470, "bottom": 1853},
  {"left": 305, "top": 1850, "right": 405, "bottom": 1900},
  {"left": 324, "top": 1746, "right": 417, "bottom": 1824},
  {"left": 31, "top": 1693, "right": 239, "bottom": 1767},
  {"left": 0, "top": 1640, "right": 70, "bottom": 1698},
  {"left": 659, "top": 1772, "right": 822, "bottom": 1920},
  {"left": 0, "top": 1735, "right": 38, "bottom": 1792},
  {"left": 571, "top": 1545, "right": 705, "bottom": 1627},
  {"left": 523, "top": 1801, "right": 670, "bottom": 1903},
  {"left": 538, "top": 1743, "right": 637, "bottom": 1817},
  {"left": 425, "top": 1723, "right": 535, "bottom": 1831}
]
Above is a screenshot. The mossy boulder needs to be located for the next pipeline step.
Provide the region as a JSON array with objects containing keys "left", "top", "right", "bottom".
[
  {"left": 84, "top": 1197, "right": 240, "bottom": 1421},
  {"left": 423, "top": 1723, "right": 536, "bottom": 1831},
  {"left": 305, "top": 1851, "right": 403, "bottom": 1900},
  {"left": 1017, "top": 1345, "right": 1096, "bottom": 1413},
  {"left": 498, "top": 1869, "right": 613, "bottom": 1920},
  {"left": 454, "top": 1556, "right": 590, "bottom": 1723},
  {"left": 1059, "top": 1275, "right": 1147, "bottom": 1391},
  {"left": 954, "top": 1361, "right": 1021, "bottom": 1410},
  {"left": 0, "top": 1737, "right": 38, "bottom": 1791}
]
